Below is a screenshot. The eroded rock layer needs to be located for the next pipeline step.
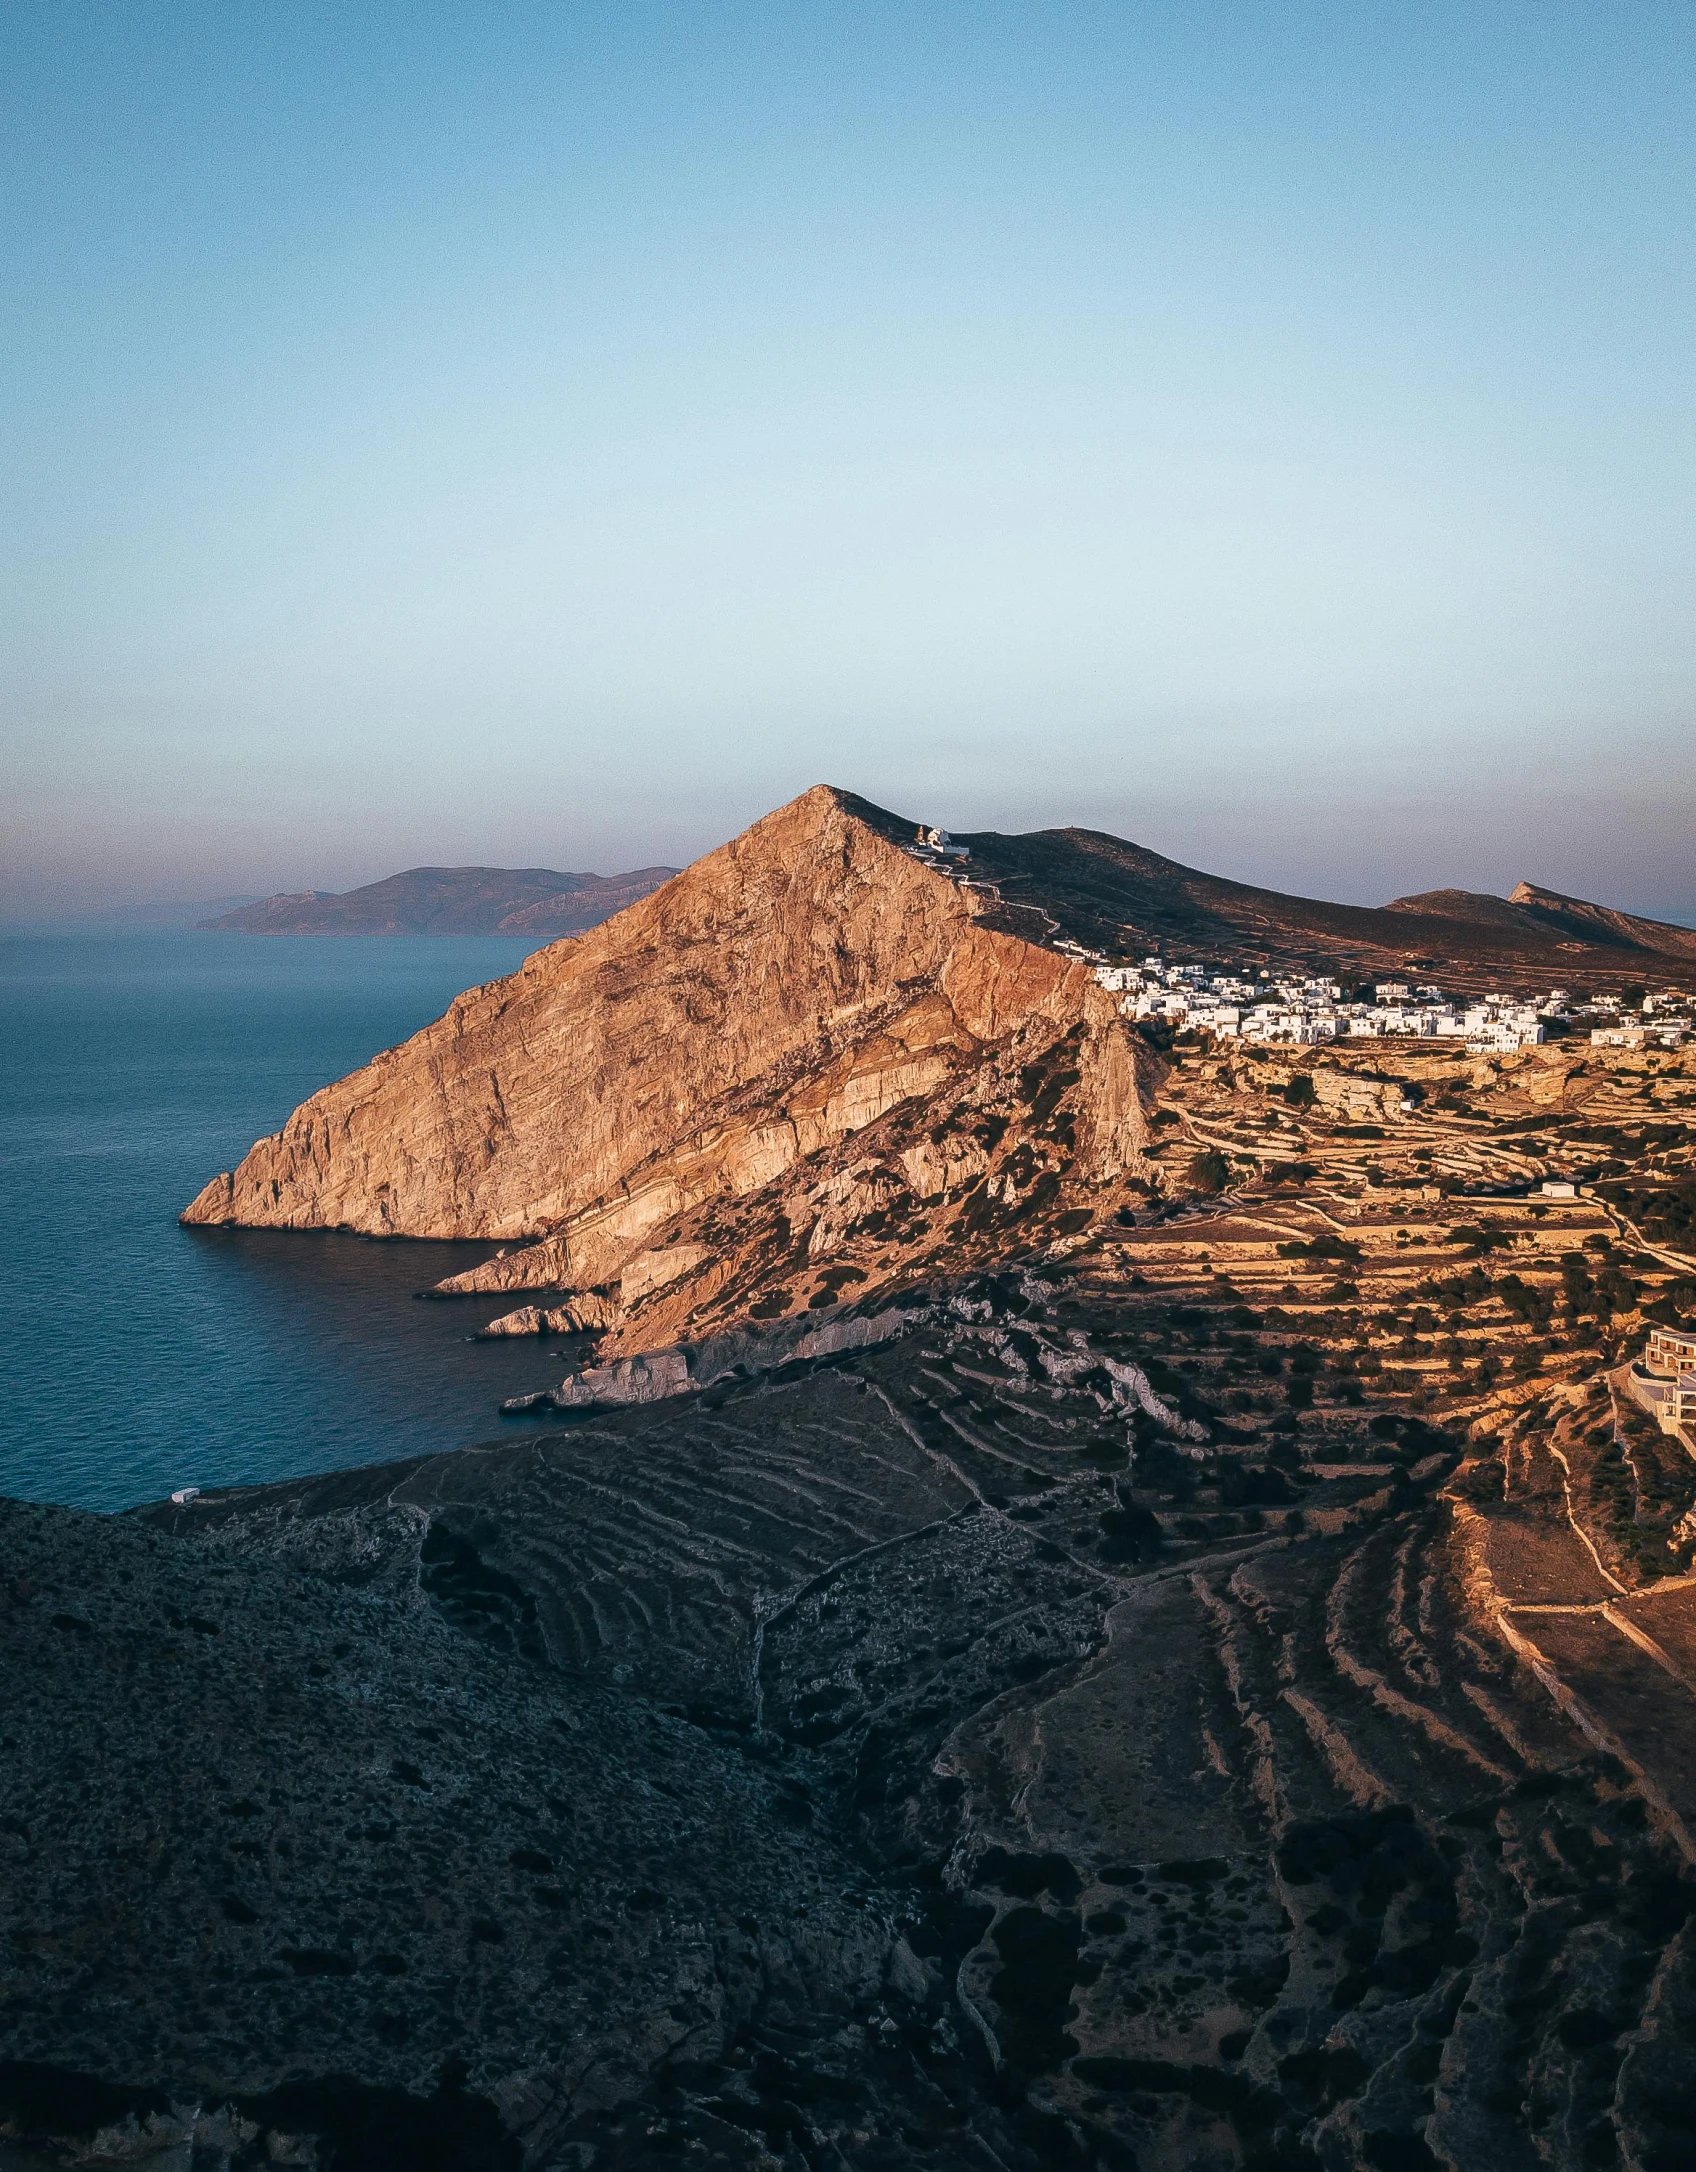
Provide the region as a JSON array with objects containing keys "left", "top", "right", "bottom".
[{"left": 182, "top": 789, "right": 1112, "bottom": 1242}]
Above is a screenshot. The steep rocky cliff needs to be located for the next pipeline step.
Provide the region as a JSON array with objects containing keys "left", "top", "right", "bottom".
[
  {"left": 16, "top": 793, "right": 1696, "bottom": 2171},
  {"left": 183, "top": 788, "right": 1157, "bottom": 1353}
]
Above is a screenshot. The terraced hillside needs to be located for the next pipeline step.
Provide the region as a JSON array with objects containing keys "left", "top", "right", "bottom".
[
  {"left": 9, "top": 789, "right": 1696, "bottom": 2167},
  {"left": 7, "top": 1265, "right": 1696, "bottom": 2169}
]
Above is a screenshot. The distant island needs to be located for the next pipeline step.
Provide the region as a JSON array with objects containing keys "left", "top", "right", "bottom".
[{"left": 198, "top": 862, "right": 679, "bottom": 937}]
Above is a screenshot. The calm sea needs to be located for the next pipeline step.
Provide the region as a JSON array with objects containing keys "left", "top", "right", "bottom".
[{"left": 0, "top": 934, "right": 586, "bottom": 1512}]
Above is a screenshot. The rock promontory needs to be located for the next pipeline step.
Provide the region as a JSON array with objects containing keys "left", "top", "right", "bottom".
[{"left": 182, "top": 787, "right": 1155, "bottom": 1351}]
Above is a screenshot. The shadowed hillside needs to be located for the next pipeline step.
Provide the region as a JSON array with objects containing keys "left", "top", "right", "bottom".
[{"left": 958, "top": 823, "right": 1696, "bottom": 985}]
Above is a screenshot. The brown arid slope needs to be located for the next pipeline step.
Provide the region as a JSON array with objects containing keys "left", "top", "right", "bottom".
[
  {"left": 1385, "top": 880, "right": 1696, "bottom": 961},
  {"left": 1508, "top": 878, "right": 1696, "bottom": 960},
  {"left": 199, "top": 863, "right": 677, "bottom": 936},
  {"left": 958, "top": 826, "right": 1696, "bottom": 987}
]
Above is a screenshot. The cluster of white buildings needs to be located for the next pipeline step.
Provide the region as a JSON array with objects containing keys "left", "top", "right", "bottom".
[
  {"left": 1587, "top": 991, "right": 1694, "bottom": 1050},
  {"left": 933, "top": 880, "right": 1691, "bottom": 1054},
  {"left": 1058, "top": 946, "right": 1551, "bottom": 1050}
]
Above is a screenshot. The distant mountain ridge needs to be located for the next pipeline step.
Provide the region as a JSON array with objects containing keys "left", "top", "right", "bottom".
[
  {"left": 200, "top": 863, "right": 678, "bottom": 937},
  {"left": 942, "top": 820, "right": 1696, "bottom": 983},
  {"left": 1385, "top": 881, "right": 1696, "bottom": 959},
  {"left": 196, "top": 823, "right": 1694, "bottom": 976}
]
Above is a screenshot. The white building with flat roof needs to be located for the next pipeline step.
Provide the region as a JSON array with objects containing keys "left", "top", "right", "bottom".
[
  {"left": 1646, "top": 1327, "right": 1696, "bottom": 1377},
  {"left": 1630, "top": 1325, "right": 1696, "bottom": 1440}
]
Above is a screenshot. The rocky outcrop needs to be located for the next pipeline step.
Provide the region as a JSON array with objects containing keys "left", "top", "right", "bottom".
[
  {"left": 501, "top": 1296, "right": 935, "bottom": 1412},
  {"left": 1310, "top": 1067, "right": 1411, "bottom": 1123},
  {"left": 184, "top": 788, "right": 1157, "bottom": 1351},
  {"left": 475, "top": 1293, "right": 619, "bottom": 1337},
  {"left": 429, "top": 985, "right": 1157, "bottom": 1361}
]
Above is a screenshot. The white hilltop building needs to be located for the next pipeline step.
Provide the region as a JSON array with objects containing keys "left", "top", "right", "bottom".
[{"left": 911, "top": 825, "right": 970, "bottom": 862}]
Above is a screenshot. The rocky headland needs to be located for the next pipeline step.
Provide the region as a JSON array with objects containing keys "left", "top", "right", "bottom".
[{"left": 6, "top": 787, "right": 1696, "bottom": 2169}]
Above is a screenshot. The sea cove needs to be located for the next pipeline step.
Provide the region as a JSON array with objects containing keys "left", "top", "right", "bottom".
[{"left": 0, "top": 933, "right": 569, "bottom": 1511}]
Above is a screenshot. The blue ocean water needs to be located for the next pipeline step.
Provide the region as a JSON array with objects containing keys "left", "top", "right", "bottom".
[{"left": 0, "top": 935, "right": 585, "bottom": 1512}]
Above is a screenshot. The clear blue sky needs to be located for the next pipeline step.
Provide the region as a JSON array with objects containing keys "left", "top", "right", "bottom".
[{"left": 3, "top": 1, "right": 1692, "bottom": 921}]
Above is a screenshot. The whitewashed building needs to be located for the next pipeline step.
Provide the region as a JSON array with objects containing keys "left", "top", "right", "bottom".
[{"left": 1631, "top": 1327, "right": 1696, "bottom": 1438}]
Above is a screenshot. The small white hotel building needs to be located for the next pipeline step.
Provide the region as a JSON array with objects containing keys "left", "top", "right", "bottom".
[{"left": 1630, "top": 1326, "right": 1696, "bottom": 1439}]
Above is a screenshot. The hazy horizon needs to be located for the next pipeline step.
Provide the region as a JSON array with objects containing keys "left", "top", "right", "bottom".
[
  {"left": 11, "top": 782, "right": 1696, "bottom": 937},
  {"left": 5, "top": 3, "right": 1693, "bottom": 924}
]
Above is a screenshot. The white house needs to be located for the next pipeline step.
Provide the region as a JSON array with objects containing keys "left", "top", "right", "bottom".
[
  {"left": 1646, "top": 1327, "right": 1696, "bottom": 1377},
  {"left": 1632, "top": 1326, "right": 1696, "bottom": 1438}
]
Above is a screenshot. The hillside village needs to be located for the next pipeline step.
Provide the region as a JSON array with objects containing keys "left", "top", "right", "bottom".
[
  {"left": 904, "top": 822, "right": 1695, "bottom": 1052},
  {"left": 1064, "top": 942, "right": 1694, "bottom": 1052}
]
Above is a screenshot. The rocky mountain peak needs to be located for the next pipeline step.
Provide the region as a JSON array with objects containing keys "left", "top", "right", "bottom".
[{"left": 181, "top": 785, "right": 1156, "bottom": 1352}]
